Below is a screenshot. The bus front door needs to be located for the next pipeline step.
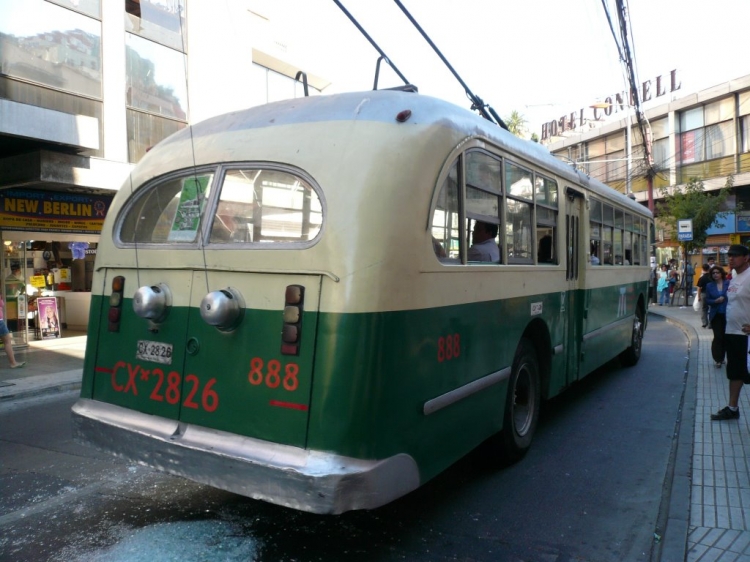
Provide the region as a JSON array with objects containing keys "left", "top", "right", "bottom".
[
  {"left": 178, "top": 271, "right": 322, "bottom": 449},
  {"left": 564, "top": 190, "right": 584, "bottom": 385}
]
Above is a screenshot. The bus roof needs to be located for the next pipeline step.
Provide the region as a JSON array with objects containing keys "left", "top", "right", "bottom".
[{"left": 135, "top": 89, "right": 650, "bottom": 219}]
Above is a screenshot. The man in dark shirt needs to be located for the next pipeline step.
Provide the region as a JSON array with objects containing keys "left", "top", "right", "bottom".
[{"left": 696, "top": 263, "right": 711, "bottom": 328}]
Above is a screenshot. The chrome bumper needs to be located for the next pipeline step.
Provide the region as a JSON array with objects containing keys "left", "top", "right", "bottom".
[{"left": 71, "top": 398, "right": 420, "bottom": 514}]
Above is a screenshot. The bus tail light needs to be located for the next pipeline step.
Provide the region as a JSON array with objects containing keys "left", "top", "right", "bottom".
[
  {"left": 108, "top": 276, "right": 125, "bottom": 332},
  {"left": 281, "top": 285, "right": 304, "bottom": 355}
]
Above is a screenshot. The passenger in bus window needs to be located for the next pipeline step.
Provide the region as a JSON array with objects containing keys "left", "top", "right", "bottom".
[
  {"left": 590, "top": 242, "right": 600, "bottom": 265},
  {"left": 432, "top": 237, "right": 447, "bottom": 258},
  {"left": 537, "top": 235, "right": 553, "bottom": 263},
  {"left": 468, "top": 221, "right": 500, "bottom": 262}
]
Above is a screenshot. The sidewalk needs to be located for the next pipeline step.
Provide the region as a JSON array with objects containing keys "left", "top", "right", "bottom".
[
  {"left": 1, "top": 308, "right": 749, "bottom": 561},
  {"left": 0, "top": 331, "right": 85, "bottom": 401},
  {"left": 652, "top": 298, "right": 750, "bottom": 562}
]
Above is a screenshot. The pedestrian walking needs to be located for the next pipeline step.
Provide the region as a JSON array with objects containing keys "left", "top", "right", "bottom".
[
  {"left": 711, "top": 245, "right": 750, "bottom": 420},
  {"left": 649, "top": 264, "right": 658, "bottom": 304},
  {"left": 705, "top": 265, "right": 728, "bottom": 367},
  {"left": 657, "top": 264, "right": 670, "bottom": 306},
  {"left": 696, "top": 263, "right": 711, "bottom": 328},
  {"left": 685, "top": 261, "right": 695, "bottom": 298}
]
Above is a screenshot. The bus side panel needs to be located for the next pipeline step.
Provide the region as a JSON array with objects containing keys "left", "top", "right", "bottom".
[
  {"left": 581, "top": 280, "right": 646, "bottom": 376},
  {"left": 307, "top": 293, "right": 563, "bottom": 482}
]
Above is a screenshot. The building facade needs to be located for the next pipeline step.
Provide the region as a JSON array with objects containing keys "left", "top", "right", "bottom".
[
  {"left": 546, "top": 74, "right": 750, "bottom": 270},
  {"left": 0, "top": 0, "right": 328, "bottom": 345}
]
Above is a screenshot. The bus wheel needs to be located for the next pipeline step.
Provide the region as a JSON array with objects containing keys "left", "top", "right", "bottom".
[
  {"left": 498, "top": 338, "right": 541, "bottom": 463},
  {"left": 619, "top": 307, "right": 644, "bottom": 367}
]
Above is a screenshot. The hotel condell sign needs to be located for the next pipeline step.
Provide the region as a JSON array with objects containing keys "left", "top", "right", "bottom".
[
  {"left": 540, "top": 69, "right": 682, "bottom": 143},
  {"left": 0, "top": 189, "right": 113, "bottom": 234}
]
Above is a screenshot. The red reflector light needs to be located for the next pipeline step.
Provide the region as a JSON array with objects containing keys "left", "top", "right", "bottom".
[
  {"left": 108, "top": 308, "right": 121, "bottom": 323},
  {"left": 281, "top": 343, "right": 298, "bottom": 355},
  {"left": 396, "top": 109, "right": 412, "bottom": 122}
]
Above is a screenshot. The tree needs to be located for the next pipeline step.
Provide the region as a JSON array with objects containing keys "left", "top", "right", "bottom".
[
  {"left": 657, "top": 175, "right": 734, "bottom": 254},
  {"left": 504, "top": 110, "right": 527, "bottom": 138}
]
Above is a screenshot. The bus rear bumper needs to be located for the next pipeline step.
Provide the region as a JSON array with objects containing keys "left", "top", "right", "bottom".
[{"left": 71, "top": 398, "right": 420, "bottom": 514}]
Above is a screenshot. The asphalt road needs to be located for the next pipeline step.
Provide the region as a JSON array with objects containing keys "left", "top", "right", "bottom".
[{"left": 0, "top": 315, "right": 686, "bottom": 562}]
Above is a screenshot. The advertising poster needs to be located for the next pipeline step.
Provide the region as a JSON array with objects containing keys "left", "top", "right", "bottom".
[
  {"left": 168, "top": 176, "right": 210, "bottom": 242},
  {"left": 37, "top": 297, "right": 61, "bottom": 339},
  {"left": 680, "top": 131, "right": 695, "bottom": 164}
]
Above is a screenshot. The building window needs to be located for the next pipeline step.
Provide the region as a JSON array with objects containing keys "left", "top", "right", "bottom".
[
  {"left": 679, "top": 98, "right": 735, "bottom": 164},
  {"left": 0, "top": 0, "right": 102, "bottom": 98},
  {"left": 648, "top": 118, "right": 670, "bottom": 168},
  {"left": 125, "top": 31, "right": 187, "bottom": 162},
  {"left": 126, "top": 109, "right": 186, "bottom": 163},
  {"left": 740, "top": 91, "right": 750, "bottom": 153},
  {"left": 125, "top": 0, "right": 186, "bottom": 52},
  {"left": 582, "top": 132, "right": 629, "bottom": 187},
  {"left": 47, "top": 0, "right": 101, "bottom": 19},
  {"left": 125, "top": 32, "right": 187, "bottom": 120}
]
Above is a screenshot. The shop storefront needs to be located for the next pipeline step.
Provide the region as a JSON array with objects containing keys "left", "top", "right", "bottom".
[{"left": 1, "top": 188, "right": 112, "bottom": 347}]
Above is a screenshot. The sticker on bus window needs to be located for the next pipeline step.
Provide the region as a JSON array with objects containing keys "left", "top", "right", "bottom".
[{"left": 168, "top": 176, "right": 210, "bottom": 242}]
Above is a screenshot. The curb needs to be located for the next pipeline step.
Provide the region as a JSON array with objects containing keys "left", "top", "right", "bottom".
[
  {"left": 651, "top": 310, "right": 697, "bottom": 562},
  {"left": 0, "top": 369, "right": 83, "bottom": 401}
]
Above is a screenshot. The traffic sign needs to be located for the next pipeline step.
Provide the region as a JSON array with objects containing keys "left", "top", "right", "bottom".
[{"left": 678, "top": 219, "right": 693, "bottom": 241}]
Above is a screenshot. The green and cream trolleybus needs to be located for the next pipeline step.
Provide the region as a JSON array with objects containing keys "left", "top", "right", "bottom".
[{"left": 72, "top": 88, "right": 652, "bottom": 514}]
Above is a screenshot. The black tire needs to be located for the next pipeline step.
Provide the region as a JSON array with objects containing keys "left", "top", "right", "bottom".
[
  {"left": 619, "top": 306, "right": 644, "bottom": 367},
  {"left": 497, "top": 338, "right": 541, "bottom": 464}
]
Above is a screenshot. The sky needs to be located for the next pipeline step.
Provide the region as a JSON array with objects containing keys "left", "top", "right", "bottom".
[{"left": 259, "top": 0, "right": 750, "bottom": 139}]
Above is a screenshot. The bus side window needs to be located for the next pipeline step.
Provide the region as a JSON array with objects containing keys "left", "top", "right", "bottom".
[
  {"left": 535, "top": 175, "right": 558, "bottom": 265},
  {"left": 431, "top": 162, "right": 461, "bottom": 262},
  {"left": 589, "top": 198, "right": 602, "bottom": 265},
  {"left": 602, "top": 226, "right": 614, "bottom": 265},
  {"left": 506, "top": 162, "right": 533, "bottom": 264},
  {"left": 601, "top": 204, "right": 614, "bottom": 265},
  {"left": 465, "top": 151, "right": 503, "bottom": 264}
]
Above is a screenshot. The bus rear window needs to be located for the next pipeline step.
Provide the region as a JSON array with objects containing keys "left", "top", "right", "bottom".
[
  {"left": 119, "top": 173, "right": 214, "bottom": 244},
  {"left": 117, "top": 166, "right": 323, "bottom": 247},
  {"left": 209, "top": 168, "right": 322, "bottom": 244}
]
